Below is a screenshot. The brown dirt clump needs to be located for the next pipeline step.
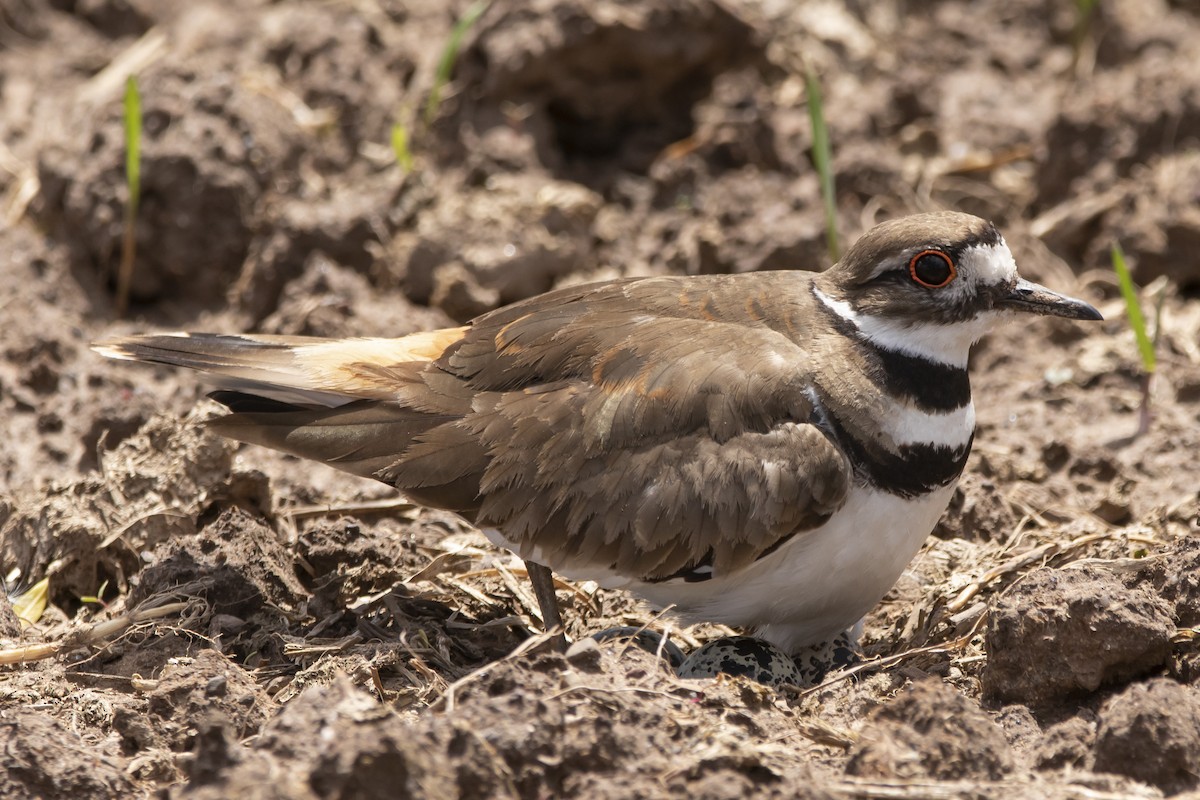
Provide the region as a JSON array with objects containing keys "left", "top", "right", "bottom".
[
  {"left": 172, "top": 647, "right": 837, "bottom": 800},
  {"left": 1093, "top": 678, "right": 1200, "bottom": 795},
  {"left": 982, "top": 565, "right": 1175, "bottom": 705},
  {"left": 1133, "top": 533, "right": 1200, "bottom": 628},
  {"left": 845, "top": 679, "right": 1014, "bottom": 781},
  {"left": 0, "top": 708, "right": 136, "bottom": 799}
]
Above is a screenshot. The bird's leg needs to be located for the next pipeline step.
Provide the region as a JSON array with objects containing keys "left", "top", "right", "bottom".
[{"left": 524, "top": 559, "right": 565, "bottom": 648}]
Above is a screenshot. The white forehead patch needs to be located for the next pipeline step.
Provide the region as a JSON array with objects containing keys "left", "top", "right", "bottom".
[
  {"left": 938, "top": 239, "right": 1017, "bottom": 308},
  {"left": 961, "top": 240, "right": 1017, "bottom": 286}
]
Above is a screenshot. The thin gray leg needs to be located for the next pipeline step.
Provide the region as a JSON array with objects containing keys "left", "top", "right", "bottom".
[{"left": 524, "top": 560, "right": 565, "bottom": 645}]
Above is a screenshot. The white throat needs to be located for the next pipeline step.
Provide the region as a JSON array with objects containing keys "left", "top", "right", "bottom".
[{"left": 814, "top": 287, "right": 996, "bottom": 368}]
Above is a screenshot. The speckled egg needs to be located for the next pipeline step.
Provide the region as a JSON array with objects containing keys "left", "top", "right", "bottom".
[
  {"left": 676, "top": 636, "right": 802, "bottom": 687},
  {"left": 590, "top": 626, "right": 687, "bottom": 668}
]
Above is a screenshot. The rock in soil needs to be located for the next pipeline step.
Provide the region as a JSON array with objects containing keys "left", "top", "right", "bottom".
[{"left": 981, "top": 565, "right": 1175, "bottom": 705}]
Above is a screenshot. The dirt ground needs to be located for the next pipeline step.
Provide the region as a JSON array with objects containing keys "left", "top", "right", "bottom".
[{"left": 1, "top": 0, "right": 1199, "bottom": 797}]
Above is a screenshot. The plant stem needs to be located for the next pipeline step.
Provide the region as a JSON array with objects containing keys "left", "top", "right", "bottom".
[
  {"left": 424, "top": 0, "right": 490, "bottom": 127},
  {"left": 116, "top": 76, "right": 142, "bottom": 317},
  {"left": 1111, "top": 242, "right": 1156, "bottom": 437}
]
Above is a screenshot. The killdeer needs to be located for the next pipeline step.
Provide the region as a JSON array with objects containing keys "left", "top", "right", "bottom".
[{"left": 95, "top": 212, "right": 1101, "bottom": 655}]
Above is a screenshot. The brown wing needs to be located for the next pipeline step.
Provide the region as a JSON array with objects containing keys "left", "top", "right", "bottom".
[
  {"left": 396, "top": 273, "right": 853, "bottom": 579},
  {"left": 95, "top": 272, "right": 852, "bottom": 580},
  {"left": 459, "top": 389, "right": 849, "bottom": 580}
]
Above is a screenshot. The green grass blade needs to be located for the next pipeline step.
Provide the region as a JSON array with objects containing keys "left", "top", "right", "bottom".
[
  {"left": 124, "top": 76, "right": 141, "bottom": 209},
  {"left": 116, "top": 75, "right": 142, "bottom": 316},
  {"left": 805, "top": 66, "right": 839, "bottom": 263},
  {"left": 1072, "top": 0, "right": 1099, "bottom": 68},
  {"left": 424, "top": 0, "right": 490, "bottom": 127},
  {"left": 1110, "top": 242, "right": 1155, "bottom": 373},
  {"left": 391, "top": 122, "right": 414, "bottom": 172}
]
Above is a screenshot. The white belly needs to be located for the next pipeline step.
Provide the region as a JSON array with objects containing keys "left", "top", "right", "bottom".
[
  {"left": 485, "top": 482, "right": 957, "bottom": 654},
  {"left": 603, "top": 483, "right": 955, "bottom": 652}
]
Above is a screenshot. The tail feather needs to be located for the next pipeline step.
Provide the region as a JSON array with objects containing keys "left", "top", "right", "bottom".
[
  {"left": 94, "top": 328, "right": 484, "bottom": 499},
  {"left": 206, "top": 397, "right": 460, "bottom": 482},
  {"left": 206, "top": 394, "right": 485, "bottom": 509},
  {"left": 93, "top": 328, "right": 469, "bottom": 406}
]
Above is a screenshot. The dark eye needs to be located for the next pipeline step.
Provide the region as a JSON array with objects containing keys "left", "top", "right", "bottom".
[{"left": 908, "top": 250, "right": 956, "bottom": 288}]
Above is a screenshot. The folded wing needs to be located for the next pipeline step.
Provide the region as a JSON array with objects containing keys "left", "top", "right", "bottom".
[{"left": 94, "top": 273, "right": 852, "bottom": 580}]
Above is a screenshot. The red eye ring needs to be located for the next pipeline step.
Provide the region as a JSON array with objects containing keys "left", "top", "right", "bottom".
[{"left": 908, "top": 250, "right": 957, "bottom": 288}]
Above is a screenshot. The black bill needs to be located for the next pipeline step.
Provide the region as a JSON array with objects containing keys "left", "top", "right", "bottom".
[{"left": 998, "top": 278, "right": 1103, "bottom": 320}]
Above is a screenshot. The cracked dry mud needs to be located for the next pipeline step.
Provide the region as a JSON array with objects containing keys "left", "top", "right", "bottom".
[{"left": 2, "top": 1, "right": 1199, "bottom": 798}]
